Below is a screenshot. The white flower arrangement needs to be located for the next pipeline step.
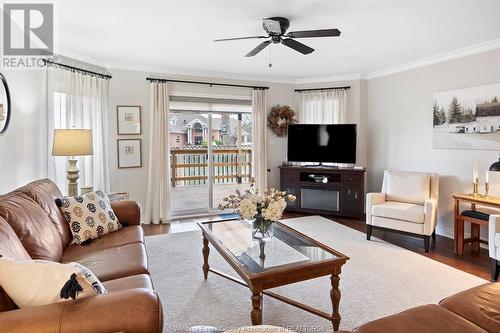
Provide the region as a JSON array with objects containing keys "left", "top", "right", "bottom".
[{"left": 218, "top": 183, "right": 296, "bottom": 238}]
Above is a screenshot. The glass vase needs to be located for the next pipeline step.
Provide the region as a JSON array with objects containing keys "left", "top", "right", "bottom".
[{"left": 252, "top": 215, "right": 274, "bottom": 240}]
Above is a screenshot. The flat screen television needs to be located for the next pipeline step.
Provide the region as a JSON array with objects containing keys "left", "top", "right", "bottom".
[{"left": 287, "top": 124, "right": 357, "bottom": 164}]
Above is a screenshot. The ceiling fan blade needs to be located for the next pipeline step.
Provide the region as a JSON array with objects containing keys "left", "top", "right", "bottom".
[
  {"left": 287, "top": 28, "right": 341, "bottom": 38},
  {"left": 213, "top": 36, "right": 267, "bottom": 42},
  {"left": 245, "top": 40, "right": 272, "bottom": 57},
  {"left": 281, "top": 38, "right": 314, "bottom": 55}
]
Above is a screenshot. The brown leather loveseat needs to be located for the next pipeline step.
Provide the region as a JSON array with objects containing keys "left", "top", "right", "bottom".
[
  {"left": 0, "top": 179, "right": 163, "bottom": 333},
  {"left": 343, "top": 282, "right": 500, "bottom": 333}
]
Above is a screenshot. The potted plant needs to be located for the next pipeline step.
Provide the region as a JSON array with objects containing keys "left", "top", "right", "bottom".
[{"left": 219, "top": 184, "right": 296, "bottom": 240}]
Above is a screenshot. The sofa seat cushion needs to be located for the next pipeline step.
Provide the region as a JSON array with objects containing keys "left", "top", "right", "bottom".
[
  {"left": 440, "top": 283, "right": 500, "bottom": 333},
  {"left": 384, "top": 170, "right": 431, "bottom": 205},
  {"left": 372, "top": 201, "right": 425, "bottom": 223},
  {"left": 62, "top": 225, "right": 144, "bottom": 260},
  {"left": 0, "top": 192, "right": 63, "bottom": 261},
  {"left": 102, "top": 274, "right": 153, "bottom": 292},
  {"left": 352, "top": 304, "right": 487, "bottom": 333},
  {"left": 61, "top": 243, "right": 148, "bottom": 281}
]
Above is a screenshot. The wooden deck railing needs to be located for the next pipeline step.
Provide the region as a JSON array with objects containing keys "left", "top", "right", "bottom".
[{"left": 171, "top": 146, "right": 252, "bottom": 187}]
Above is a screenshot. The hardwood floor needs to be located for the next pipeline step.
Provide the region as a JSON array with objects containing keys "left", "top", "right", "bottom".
[{"left": 142, "top": 212, "right": 491, "bottom": 281}]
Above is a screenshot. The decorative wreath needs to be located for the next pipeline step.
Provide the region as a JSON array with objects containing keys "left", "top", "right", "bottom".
[{"left": 267, "top": 104, "right": 297, "bottom": 137}]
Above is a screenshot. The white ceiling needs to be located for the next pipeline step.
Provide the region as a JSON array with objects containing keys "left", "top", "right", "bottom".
[{"left": 56, "top": 0, "right": 500, "bottom": 81}]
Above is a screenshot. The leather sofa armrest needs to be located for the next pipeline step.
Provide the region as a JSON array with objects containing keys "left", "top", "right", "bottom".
[
  {"left": 0, "top": 289, "right": 163, "bottom": 333},
  {"left": 111, "top": 200, "right": 141, "bottom": 226},
  {"left": 366, "top": 192, "right": 386, "bottom": 225},
  {"left": 489, "top": 215, "right": 500, "bottom": 258}
]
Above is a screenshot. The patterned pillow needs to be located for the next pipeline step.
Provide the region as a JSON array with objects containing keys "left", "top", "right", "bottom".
[
  {"left": 0, "top": 256, "right": 107, "bottom": 308},
  {"left": 57, "top": 191, "right": 122, "bottom": 245}
]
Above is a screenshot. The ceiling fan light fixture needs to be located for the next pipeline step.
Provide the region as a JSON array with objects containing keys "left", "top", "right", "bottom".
[{"left": 262, "top": 19, "right": 282, "bottom": 34}]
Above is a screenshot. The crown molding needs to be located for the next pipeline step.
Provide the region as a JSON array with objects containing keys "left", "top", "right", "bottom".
[
  {"left": 105, "top": 61, "right": 299, "bottom": 84},
  {"left": 293, "top": 73, "right": 363, "bottom": 84},
  {"left": 60, "top": 38, "right": 500, "bottom": 85},
  {"left": 364, "top": 38, "right": 500, "bottom": 80},
  {"left": 57, "top": 48, "right": 108, "bottom": 68}
]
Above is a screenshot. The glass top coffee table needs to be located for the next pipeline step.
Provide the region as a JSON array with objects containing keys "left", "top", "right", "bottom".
[{"left": 198, "top": 219, "right": 349, "bottom": 331}]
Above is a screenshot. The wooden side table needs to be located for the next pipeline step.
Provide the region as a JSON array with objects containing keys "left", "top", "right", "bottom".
[{"left": 453, "top": 194, "right": 500, "bottom": 255}]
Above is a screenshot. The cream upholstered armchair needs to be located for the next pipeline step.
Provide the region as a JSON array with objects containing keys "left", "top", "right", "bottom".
[
  {"left": 489, "top": 215, "right": 500, "bottom": 281},
  {"left": 366, "top": 170, "right": 439, "bottom": 253}
]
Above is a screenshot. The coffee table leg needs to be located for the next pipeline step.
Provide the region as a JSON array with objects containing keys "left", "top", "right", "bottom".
[
  {"left": 331, "top": 267, "right": 341, "bottom": 332},
  {"left": 202, "top": 234, "right": 210, "bottom": 279},
  {"left": 251, "top": 291, "right": 262, "bottom": 325}
]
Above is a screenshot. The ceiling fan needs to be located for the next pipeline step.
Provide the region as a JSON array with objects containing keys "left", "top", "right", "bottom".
[{"left": 213, "top": 17, "right": 341, "bottom": 57}]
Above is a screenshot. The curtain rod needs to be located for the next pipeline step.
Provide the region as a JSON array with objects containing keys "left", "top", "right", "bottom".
[
  {"left": 294, "top": 86, "right": 350, "bottom": 92},
  {"left": 43, "top": 59, "right": 112, "bottom": 79},
  {"left": 146, "top": 77, "right": 269, "bottom": 90}
]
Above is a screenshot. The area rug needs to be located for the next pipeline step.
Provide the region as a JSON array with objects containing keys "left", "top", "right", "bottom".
[{"left": 145, "top": 216, "right": 486, "bottom": 332}]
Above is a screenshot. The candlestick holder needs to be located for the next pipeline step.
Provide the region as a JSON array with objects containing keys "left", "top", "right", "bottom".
[
  {"left": 485, "top": 182, "right": 490, "bottom": 197},
  {"left": 472, "top": 177, "right": 479, "bottom": 197}
]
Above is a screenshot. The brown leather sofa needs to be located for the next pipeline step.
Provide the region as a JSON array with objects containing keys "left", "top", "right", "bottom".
[
  {"left": 0, "top": 179, "right": 163, "bottom": 333},
  {"left": 343, "top": 282, "right": 500, "bottom": 333}
]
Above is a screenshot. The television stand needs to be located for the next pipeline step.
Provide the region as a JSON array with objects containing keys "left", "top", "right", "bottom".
[
  {"left": 279, "top": 165, "right": 365, "bottom": 219},
  {"left": 303, "top": 162, "right": 338, "bottom": 168}
]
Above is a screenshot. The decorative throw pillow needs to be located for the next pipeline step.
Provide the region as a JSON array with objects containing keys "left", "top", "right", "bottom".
[
  {"left": 0, "top": 256, "right": 107, "bottom": 308},
  {"left": 57, "top": 190, "right": 122, "bottom": 245}
]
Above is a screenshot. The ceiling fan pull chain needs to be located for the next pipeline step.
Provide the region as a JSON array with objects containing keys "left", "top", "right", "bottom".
[{"left": 268, "top": 45, "right": 273, "bottom": 68}]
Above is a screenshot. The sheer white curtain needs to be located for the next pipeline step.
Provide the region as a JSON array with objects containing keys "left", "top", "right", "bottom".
[
  {"left": 296, "top": 89, "right": 348, "bottom": 124},
  {"left": 145, "top": 81, "right": 170, "bottom": 224},
  {"left": 46, "top": 66, "right": 110, "bottom": 194},
  {"left": 252, "top": 89, "right": 267, "bottom": 191}
]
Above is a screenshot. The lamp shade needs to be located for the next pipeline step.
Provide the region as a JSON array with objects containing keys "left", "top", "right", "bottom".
[
  {"left": 52, "top": 129, "right": 93, "bottom": 156},
  {"left": 490, "top": 156, "right": 500, "bottom": 172}
]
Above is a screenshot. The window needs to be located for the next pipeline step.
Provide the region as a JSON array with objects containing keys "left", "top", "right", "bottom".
[
  {"left": 176, "top": 136, "right": 180, "bottom": 143},
  {"left": 193, "top": 122, "right": 203, "bottom": 133},
  {"left": 168, "top": 97, "right": 253, "bottom": 217}
]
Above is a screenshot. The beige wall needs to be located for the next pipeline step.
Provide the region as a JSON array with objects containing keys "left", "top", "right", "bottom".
[
  {"left": 0, "top": 69, "right": 45, "bottom": 194},
  {"left": 366, "top": 48, "right": 500, "bottom": 239},
  {"left": 294, "top": 79, "right": 367, "bottom": 169}
]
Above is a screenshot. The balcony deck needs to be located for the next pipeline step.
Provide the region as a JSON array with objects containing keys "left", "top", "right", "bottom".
[{"left": 170, "top": 183, "right": 251, "bottom": 214}]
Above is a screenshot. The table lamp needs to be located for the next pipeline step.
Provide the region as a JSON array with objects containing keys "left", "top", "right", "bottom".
[{"left": 52, "top": 129, "right": 93, "bottom": 196}]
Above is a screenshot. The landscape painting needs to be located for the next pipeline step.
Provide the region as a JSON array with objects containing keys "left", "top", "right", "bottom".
[{"left": 433, "top": 82, "right": 500, "bottom": 150}]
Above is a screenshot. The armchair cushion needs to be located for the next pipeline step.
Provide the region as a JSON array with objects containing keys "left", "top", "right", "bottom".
[
  {"left": 372, "top": 201, "right": 425, "bottom": 224},
  {"left": 384, "top": 171, "right": 430, "bottom": 205}
]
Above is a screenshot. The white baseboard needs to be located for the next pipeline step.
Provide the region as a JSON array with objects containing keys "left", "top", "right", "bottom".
[{"left": 435, "top": 225, "right": 488, "bottom": 249}]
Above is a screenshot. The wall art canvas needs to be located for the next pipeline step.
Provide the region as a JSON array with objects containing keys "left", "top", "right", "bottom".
[
  {"left": 117, "top": 106, "right": 141, "bottom": 135},
  {"left": 117, "top": 139, "right": 142, "bottom": 168},
  {"left": 433, "top": 82, "right": 500, "bottom": 149}
]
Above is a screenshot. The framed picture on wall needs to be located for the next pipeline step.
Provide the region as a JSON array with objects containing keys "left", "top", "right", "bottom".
[
  {"left": 117, "top": 139, "right": 142, "bottom": 168},
  {"left": 117, "top": 106, "right": 141, "bottom": 135}
]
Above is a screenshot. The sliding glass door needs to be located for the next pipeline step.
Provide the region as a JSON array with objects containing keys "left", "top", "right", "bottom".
[{"left": 169, "top": 99, "right": 253, "bottom": 217}]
